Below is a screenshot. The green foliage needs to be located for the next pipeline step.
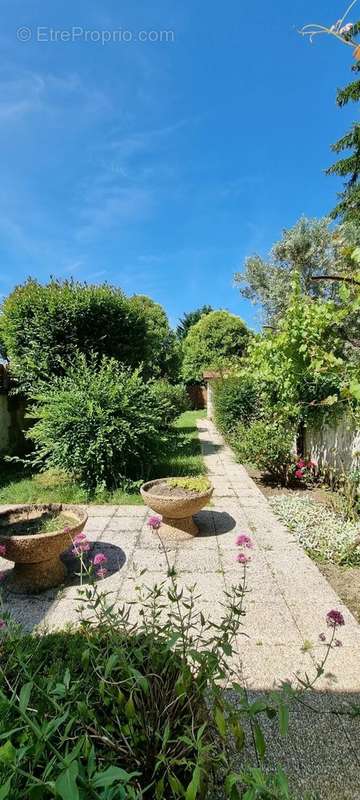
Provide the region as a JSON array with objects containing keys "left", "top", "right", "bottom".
[
  {"left": 151, "top": 381, "right": 190, "bottom": 425},
  {"left": 327, "top": 54, "right": 360, "bottom": 224},
  {"left": 176, "top": 305, "right": 213, "bottom": 340},
  {"left": 0, "top": 279, "right": 180, "bottom": 394},
  {"left": 232, "top": 420, "right": 296, "bottom": 484},
  {"left": 244, "top": 275, "right": 351, "bottom": 422},
  {"left": 234, "top": 217, "right": 341, "bottom": 324},
  {"left": 181, "top": 311, "right": 249, "bottom": 384},
  {"left": 27, "top": 355, "right": 175, "bottom": 492},
  {"left": 0, "top": 570, "right": 248, "bottom": 799},
  {"left": 167, "top": 476, "right": 211, "bottom": 493},
  {"left": 0, "top": 412, "right": 206, "bottom": 505},
  {"left": 213, "top": 375, "right": 260, "bottom": 434},
  {"left": 271, "top": 494, "right": 360, "bottom": 565},
  {"left": 129, "top": 295, "right": 181, "bottom": 381}
]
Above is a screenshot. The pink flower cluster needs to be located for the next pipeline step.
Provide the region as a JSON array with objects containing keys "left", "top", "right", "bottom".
[
  {"left": 319, "top": 609, "right": 345, "bottom": 647},
  {"left": 235, "top": 533, "right": 253, "bottom": 565},
  {"left": 294, "top": 458, "right": 317, "bottom": 480},
  {"left": 92, "top": 552, "right": 108, "bottom": 580},
  {"left": 148, "top": 515, "right": 162, "bottom": 531},
  {"left": 71, "top": 530, "right": 109, "bottom": 579},
  {"left": 71, "top": 531, "right": 91, "bottom": 557}
]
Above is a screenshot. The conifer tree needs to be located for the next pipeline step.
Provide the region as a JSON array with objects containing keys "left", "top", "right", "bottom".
[{"left": 327, "top": 20, "right": 360, "bottom": 223}]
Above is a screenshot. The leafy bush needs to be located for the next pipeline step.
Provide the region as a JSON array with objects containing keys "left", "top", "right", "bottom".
[
  {"left": 0, "top": 279, "right": 179, "bottom": 394},
  {"left": 181, "top": 311, "right": 249, "bottom": 384},
  {"left": 0, "top": 532, "right": 347, "bottom": 799},
  {"left": 151, "top": 380, "right": 189, "bottom": 425},
  {"left": 213, "top": 375, "right": 260, "bottom": 434},
  {"left": 27, "top": 356, "right": 175, "bottom": 492},
  {"left": 271, "top": 494, "right": 360, "bottom": 565},
  {"left": 232, "top": 419, "right": 296, "bottom": 484}
]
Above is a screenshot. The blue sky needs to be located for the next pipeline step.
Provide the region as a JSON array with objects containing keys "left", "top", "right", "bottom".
[{"left": 0, "top": 1, "right": 357, "bottom": 329}]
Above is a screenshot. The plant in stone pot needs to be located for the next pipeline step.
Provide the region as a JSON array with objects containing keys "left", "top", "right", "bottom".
[
  {"left": 140, "top": 476, "right": 213, "bottom": 539},
  {"left": 0, "top": 504, "right": 88, "bottom": 593}
]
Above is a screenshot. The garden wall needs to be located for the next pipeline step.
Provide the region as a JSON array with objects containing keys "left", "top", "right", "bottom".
[
  {"left": 304, "top": 415, "right": 360, "bottom": 473},
  {"left": 0, "top": 393, "right": 27, "bottom": 456}
]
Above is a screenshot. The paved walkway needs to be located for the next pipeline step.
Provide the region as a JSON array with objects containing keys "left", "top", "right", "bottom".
[{"left": 1, "top": 418, "right": 360, "bottom": 797}]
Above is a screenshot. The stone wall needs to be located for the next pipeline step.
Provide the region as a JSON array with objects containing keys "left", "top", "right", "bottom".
[{"left": 304, "top": 415, "right": 360, "bottom": 473}]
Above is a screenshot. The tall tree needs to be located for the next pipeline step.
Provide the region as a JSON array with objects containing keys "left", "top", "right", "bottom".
[
  {"left": 181, "top": 310, "right": 249, "bottom": 383},
  {"left": 327, "top": 21, "right": 360, "bottom": 224},
  {"left": 234, "top": 217, "right": 340, "bottom": 325},
  {"left": 176, "top": 305, "right": 213, "bottom": 340}
]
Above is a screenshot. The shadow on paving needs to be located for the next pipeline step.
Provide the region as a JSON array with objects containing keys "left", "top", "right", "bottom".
[
  {"left": 61, "top": 541, "right": 127, "bottom": 585},
  {"left": 210, "top": 688, "right": 360, "bottom": 800},
  {"left": 1, "top": 542, "right": 128, "bottom": 632},
  {"left": 194, "top": 509, "right": 236, "bottom": 537}
]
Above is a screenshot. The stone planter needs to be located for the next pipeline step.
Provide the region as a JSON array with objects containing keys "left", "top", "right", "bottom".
[
  {"left": 140, "top": 478, "right": 213, "bottom": 540},
  {"left": 0, "top": 504, "right": 88, "bottom": 593}
]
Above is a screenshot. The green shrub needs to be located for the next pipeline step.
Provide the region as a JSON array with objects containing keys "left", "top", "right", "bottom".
[
  {"left": 27, "top": 355, "right": 174, "bottom": 492},
  {"left": 151, "top": 380, "right": 189, "bottom": 425},
  {"left": 0, "top": 279, "right": 179, "bottom": 394},
  {"left": 0, "top": 628, "right": 209, "bottom": 799},
  {"left": 232, "top": 419, "right": 296, "bottom": 484},
  {"left": 213, "top": 375, "right": 260, "bottom": 434},
  {"left": 0, "top": 573, "right": 247, "bottom": 799},
  {"left": 181, "top": 310, "right": 249, "bottom": 383}
]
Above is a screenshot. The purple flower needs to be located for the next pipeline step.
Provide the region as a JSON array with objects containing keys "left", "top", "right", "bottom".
[
  {"left": 74, "top": 532, "right": 86, "bottom": 543},
  {"left": 148, "top": 515, "right": 162, "bottom": 530},
  {"left": 0, "top": 544, "right": 6, "bottom": 558},
  {"left": 93, "top": 553, "right": 107, "bottom": 566},
  {"left": 326, "top": 609, "right": 345, "bottom": 628},
  {"left": 236, "top": 552, "right": 251, "bottom": 565},
  {"left": 235, "top": 534, "right": 253, "bottom": 549},
  {"left": 72, "top": 540, "right": 91, "bottom": 557},
  {"left": 319, "top": 633, "right": 326, "bottom": 642},
  {"left": 96, "top": 567, "right": 108, "bottom": 579},
  {"left": 335, "top": 639, "right": 343, "bottom": 648},
  {"left": 0, "top": 619, "right": 6, "bottom": 630}
]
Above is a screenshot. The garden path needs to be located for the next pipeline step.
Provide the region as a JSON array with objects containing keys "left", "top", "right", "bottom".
[{"left": 1, "top": 418, "right": 360, "bottom": 797}]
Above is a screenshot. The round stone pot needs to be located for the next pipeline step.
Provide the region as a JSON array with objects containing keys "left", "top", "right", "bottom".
[
  {"left": 140, "top": 478, "right": 213, "bottom": 540},
  {"left": 0, "top": 504, "right": 88, "bottom": 594}
]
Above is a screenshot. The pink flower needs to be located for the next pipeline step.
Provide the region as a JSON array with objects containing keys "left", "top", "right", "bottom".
[
  {"left": 72, "top": 540, "right": 91, "bottom": 557},
  {"left": 0, "top": 544, "right": 6, "bottom": 558},
  {"left": 235, "top": 534, "right": 253, "bottom": 549},
  {"left": 236, "top": 552, "right": 251, "bottom": 565},
  {"left": 148, "top": 515, "right": 162, "bottom": 530},
  {"left": 296, "top": 459, "right": 306, "bottom": 469},
  {"left": 308, "top": 460, "right": 317, "bottom": 469},
  {"left": 326, "top": 609, "right": 345, "bottom": 628},
  {"left": 63, "top": 526, "right": 71, "bottom": 533},
  {"left": 96, "top": 567, "right": 108, "bottom": 579},
  {"left": 74, "top": 532, "right": 86, "bottom": 543},
  {"left": 93, "top": 553, "right": 107, "bottom": 566},
  {"left": 0, "top": 619, "right": 6, "bottom": 630},
  {"left": 295, "top": 469, "right": 304, "bottom": 479}
]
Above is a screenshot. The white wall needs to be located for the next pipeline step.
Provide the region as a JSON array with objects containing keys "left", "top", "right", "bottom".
[{"left": 304, "top": 416, "right": 360, "bottom": 473}]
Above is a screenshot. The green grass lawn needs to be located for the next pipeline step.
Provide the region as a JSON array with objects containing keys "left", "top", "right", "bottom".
[{"left": 0, "top": 410, "right": 206, "bottom": 506}]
